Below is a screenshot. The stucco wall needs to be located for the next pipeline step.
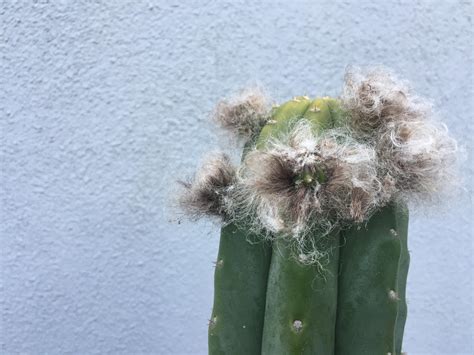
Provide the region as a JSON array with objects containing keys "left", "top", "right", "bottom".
[{"left": 1, "top": 1, "right": 472, "bottom": 354}]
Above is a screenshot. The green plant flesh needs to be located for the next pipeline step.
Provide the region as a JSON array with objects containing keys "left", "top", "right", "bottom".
[
  {"left": 261, "top": 231, "right": 340, "bottom": 355},
  {"left": 335, "top": 202, "right": 409, "bottom": 355},
  {"left": 208, "top": 224, "right": 272, "bottom": 355}
]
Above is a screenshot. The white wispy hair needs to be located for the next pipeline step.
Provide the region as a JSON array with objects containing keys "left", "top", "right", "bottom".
[
  {"left": 178, "top": 153, "right": 236, "bottom": 220},
  {"left": 211, "top": 87, "right": 271, "bottom": 140},
  {"left": 231, "top": 120, "right": 382, "bottom": 264},
  {"left": 342, "top": 66, "right": 432, "bottom": 135},
  {"left": 342, "top": 66, "right": 461, "bottom": 202}
]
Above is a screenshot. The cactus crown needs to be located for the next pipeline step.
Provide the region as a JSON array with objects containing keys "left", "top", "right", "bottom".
[{"left": 179, "top": 67, "right": 459, "bottom": 263}]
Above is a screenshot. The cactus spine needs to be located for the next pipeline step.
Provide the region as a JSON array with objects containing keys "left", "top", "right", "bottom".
[{"left": 178, "top": 68, "right": 457, "bottom": 355}]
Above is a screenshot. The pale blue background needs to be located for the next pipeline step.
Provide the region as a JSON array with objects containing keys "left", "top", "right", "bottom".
[{"left": 1, "top": 1, "right": 473, "bottom": 354}]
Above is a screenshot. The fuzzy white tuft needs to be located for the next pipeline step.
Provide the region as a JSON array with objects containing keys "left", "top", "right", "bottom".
[
  {"left": 231, "top": 120, "right": 382, "bottom": 263},
  {"left": 342, "top": 66, "right": 460, "bottom": 204},
  {"left": 178, "top": 153, "right": 236, "bottom": 220},
  {"left": 211, "top": 87, "right": 271, "bottom": 139},
  {"left": 377, "top": 119, "right": 459, "bottom": 201},
  {"left": 342, "top": 66, "right": 432, "bottom": 135}
]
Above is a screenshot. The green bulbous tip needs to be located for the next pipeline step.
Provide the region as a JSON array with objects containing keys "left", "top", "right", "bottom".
[
  {"left": 295, "top": 167, "right": 327, "bottom": 187},
  {"left": 302, "top": 171, "right": 314, "bottom": 185}
]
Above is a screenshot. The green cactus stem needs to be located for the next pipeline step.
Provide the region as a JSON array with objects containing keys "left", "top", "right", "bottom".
[
  {"left": 261, "top": 231, "right": 340, "bottom": 355},
  {"left": 335, "top": 201, "right": 409, "bottom": 355},
  {"left": 208, "top": 223, "right": 272, "bottom": 355}
]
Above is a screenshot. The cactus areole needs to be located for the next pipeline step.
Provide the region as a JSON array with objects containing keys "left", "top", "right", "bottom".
[{"left": 178, "top": 68, "right": 458, "bottom": 355}]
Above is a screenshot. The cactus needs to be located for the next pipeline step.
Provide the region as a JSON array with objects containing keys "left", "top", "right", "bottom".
[{"left": 178, "top": 68, "right": 458, "bottom": 355}]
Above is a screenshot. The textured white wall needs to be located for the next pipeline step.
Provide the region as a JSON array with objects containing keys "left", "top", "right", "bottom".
[{"left": 1, "top": 1, "right": 472, "bottom": 354}]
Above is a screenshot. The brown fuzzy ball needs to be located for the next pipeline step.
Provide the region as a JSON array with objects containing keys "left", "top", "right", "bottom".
[
  {"left": 178, "top": 153, "right": 237, "bottom": 220},
  {"left": 343, "top": 66, "right": 460, "bottom": 203},
  {"left": 212, "top": 87, "right": 270, "bottom": 139},
  {"left": 377, "top": 120, "right": 458, "bottom": 199},
  {"left": 235, "top": 121, "right": 381, "bottom": 238},
  {"left": 342, "top": 67, "right": 431, "bottom": 135}
]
